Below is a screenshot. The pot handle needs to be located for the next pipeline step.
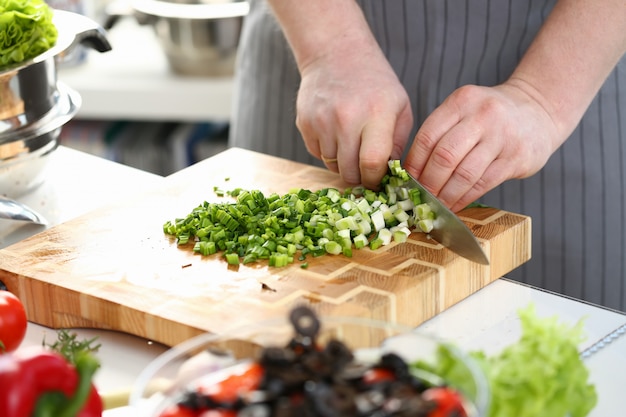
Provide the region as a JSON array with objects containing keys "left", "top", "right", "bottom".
[
  {"left": 103, "top": 0, "right": 137, "bottom": 30},
  {"left": 52, "top": 10, "right": 112, "bottom": 59}
]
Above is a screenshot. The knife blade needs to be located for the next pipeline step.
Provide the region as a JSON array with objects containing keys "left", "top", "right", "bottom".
[{"left": 405, "top": 172, "right": 489, "bottom": 265}]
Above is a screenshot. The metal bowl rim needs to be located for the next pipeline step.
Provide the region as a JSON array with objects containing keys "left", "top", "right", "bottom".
[
  {"left": 132, "top": 0, "right": 249, "bottom": 20},
  {"left": 0, "top": 82, "right": 80, "bottom": 145}
]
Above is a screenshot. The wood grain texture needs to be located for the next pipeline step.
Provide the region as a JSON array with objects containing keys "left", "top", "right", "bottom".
[{"left": 0, "top": 148, "right": 531, "bottom": 347}]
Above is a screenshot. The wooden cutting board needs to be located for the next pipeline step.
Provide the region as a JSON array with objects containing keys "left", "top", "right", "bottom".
[{"left": 0, "top": 148, "right": 531, "bottom": 347}]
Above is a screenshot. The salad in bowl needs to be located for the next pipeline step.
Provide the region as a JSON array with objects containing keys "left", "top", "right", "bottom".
[{"left": 129, "top": 306, "right": 490, "bottom": 417}]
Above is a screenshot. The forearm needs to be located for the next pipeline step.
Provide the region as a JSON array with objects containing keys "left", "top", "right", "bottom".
[
  {"left": 509, "top": 0, "right": 626, "bottom": 147},
  {"left": 266, "top": 0, "right": 379, "bottom": 72},
  {"left": 265, "top": 0, "right": 413, "bottom": 188}
]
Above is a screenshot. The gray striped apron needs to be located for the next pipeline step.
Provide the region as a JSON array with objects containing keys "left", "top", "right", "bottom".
[{"left": 229, "top": 0, "right": 626, "bottom": 312}]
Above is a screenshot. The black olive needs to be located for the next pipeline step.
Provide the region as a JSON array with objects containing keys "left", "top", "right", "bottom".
[
  {"left": 260, "top": 374, "right": 288, "bottom": 399},
  {"left": 302, "top": 350, "right": 334, "bottom": 379},
  {"left": 305, "top": 381, "right": 340, "bottom": 417},
  {"left": 324, "top": 339, "right": 354, "bottom": 369},
  {"left": 379, "top": 353, "right": 411, "bottom": 381},
  {"left": 177, "top": 390, "right": 216, "bottom": 410},
  {"left": 290, "top": 305, "right": 321, "bottom": 341},
  {"left": 336, "top": 361, "right": 370, "bottom": 382},
  {"left": 260, "top": 346, "right": 297, "bottom": 368}
]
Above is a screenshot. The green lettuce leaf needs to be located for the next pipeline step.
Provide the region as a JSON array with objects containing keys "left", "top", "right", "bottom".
[
  {"left": 0, "top": 0, "right": 58, "bottom": 67},
  {"left": 415, "top": 304, "right": 598, "bottom": 417}
]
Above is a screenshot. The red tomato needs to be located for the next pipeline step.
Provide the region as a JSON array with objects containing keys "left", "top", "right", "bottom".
[
  {"left": 362, "top": 367, "right": 396, "bottom": 384},
  {"left": 0, "top": 291, "right": 27, "bottom": 352},
  {"left": 423, "top": 387, "right": 468, "bottom": 417},
  {"left": 159, "top": 404, "right": 197, "bottom": 417},
  {"left": 161, "top": 405, "right": 237, "bottom": 417},
  {"left": 199, "top": 362, "right": 264, "bottom": 404}
]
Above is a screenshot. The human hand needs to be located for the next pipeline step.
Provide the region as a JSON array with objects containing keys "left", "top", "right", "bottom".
[
  {"left": 404, "top": 81, "right": 562, "bottom": 213},
  {"left": 296, "top": 41, "right": 413, "bottom": 190}
]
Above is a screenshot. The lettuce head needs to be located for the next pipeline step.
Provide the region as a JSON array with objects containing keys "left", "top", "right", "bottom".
[{"left": 0, "top": 0, "right": 58, "bottom": 68}]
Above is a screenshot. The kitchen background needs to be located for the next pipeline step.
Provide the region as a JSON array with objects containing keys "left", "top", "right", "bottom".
[{"left": 53, "top": 0, "right": 233, "bottom": 176}]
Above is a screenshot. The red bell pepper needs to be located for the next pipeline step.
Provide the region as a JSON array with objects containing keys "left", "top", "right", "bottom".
[{"left": 0, "top": 345, "right": 102, "bottom": 417}]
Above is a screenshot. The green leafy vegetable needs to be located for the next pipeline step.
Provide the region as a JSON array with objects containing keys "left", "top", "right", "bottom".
[
  {"left": 417, "top": 304, "right": 597, "bottom": 417},
  {"left": 412, "top": 343, "right": 482, "bottom": 404},
  {"left": 43, "top": 329, "right": 101, "bottom": 366},
  {"left": 0, "top": 0, "right": 58, "bottom": 68}
]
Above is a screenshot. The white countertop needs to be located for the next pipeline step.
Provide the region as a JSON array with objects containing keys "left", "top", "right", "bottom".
[
  {"left": 4, "top": 146, "right": 625, "bottom": 416},
  {"left": 58, "top": 17, "right": 234, "bottom": 122},
  {"left": 420, "top": 280, "right": 626, "bottom": 417},
  {"left": 0, "top": 146, "right": 161, "bottom": 249}
]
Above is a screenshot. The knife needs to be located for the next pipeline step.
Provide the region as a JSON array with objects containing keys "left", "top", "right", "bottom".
[{"left": 405, "top": 172, "right": 489, "bottom": 265}]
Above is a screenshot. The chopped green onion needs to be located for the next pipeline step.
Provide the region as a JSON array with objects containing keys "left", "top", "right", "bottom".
[
  {"left": 225, "top": 252, "right": 240, "bottom": 265},
  {"left": 163, "top": 160, "right": 438, "bottom": 267},
  {"left": 353, "top": 234, "right": 369, "bottom": 249},
  {"left": 370, "top": 237, "right": 384, "bottom": 251},
  {"left": 418, "top": 218, "right": 434, "bottom": 233},
  {"left": 393, "top": 230, "right": 409, "bottom": 243},
  {"left": 371, "top": 211, "right": 385, "bottom": 232},
  {"left": 377, "top": 228, "right": 393, "bottom": 246},
  {"left": 416, "top": 203, "right": 433, "bottom": 220},
  {"left": 335, "top": 216, "right": 358, "bottom": 231},
  {"left": 324, "top": 241, "right": 343, "bottom": 255},
  {"left": 409, "top": 188, "right": 421, "bottom": 206}
]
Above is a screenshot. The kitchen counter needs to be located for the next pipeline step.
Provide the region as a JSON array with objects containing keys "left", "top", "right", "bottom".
[
  {"left": 0, "top": 146, "right": 162, "bottom": 249},
  {"left": 5, "top": 146, "right": 625, "bottom": 416}
]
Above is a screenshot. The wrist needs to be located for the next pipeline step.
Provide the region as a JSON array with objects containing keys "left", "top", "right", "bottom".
[{"left": 503, "top": 76, "right": 569, "bottom": 151}]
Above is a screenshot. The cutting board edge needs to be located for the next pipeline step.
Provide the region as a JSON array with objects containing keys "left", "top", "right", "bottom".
[{"left": 0, "top": 269, "right": 206, "bottom": 346}]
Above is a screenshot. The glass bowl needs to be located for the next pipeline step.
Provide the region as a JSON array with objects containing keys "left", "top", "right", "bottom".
[{"left": 130, "top": 307, "right": 490, "bottom": 416}]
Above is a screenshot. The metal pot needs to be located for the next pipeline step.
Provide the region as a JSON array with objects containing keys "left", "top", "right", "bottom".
[
  {"left": 106, "top": 0, "right": 249, "bottom": 77},
  {"left": 0, "top": 10, "right": 112, "bottom": 198}
]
